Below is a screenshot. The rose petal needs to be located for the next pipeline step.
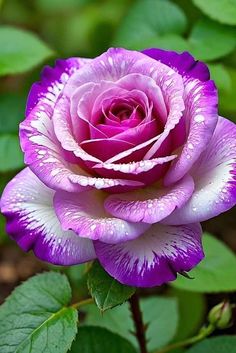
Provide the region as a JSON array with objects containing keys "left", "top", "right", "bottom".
[
  {"left": 94, "top": 223, "right": 203, "bottom": 287},
  {"left": 20, "top": 102, "right": 142, "bottom": 192},
  {"left": 164, "top": 79, "right": 218, "bottom": 185},
  {"left": 0, "top": 168, "right": 96, "bottom": 265},
  {"left": 52, "top": 95, "right": 101, "bottom": 163},
  {"left": 163, "top": 117, "right": 236, "bottom": 224},
  {"left": 26, "top": 57, "right": 90, "bottom": 115},
  {"left": 64, "top": 48, "right": 184, "bottom": 164},
  {"left": 104, "top": 174, "right": 194, "bottom": 224},
  {"left": 142, "top": 49, "right": 210, "bottom": 82},
  {"left": 54, "top": 190, "right": 150, "bottom": 244},
  {"left": 94, "top": 155, "right": 177, "bottom": 175},
  {"left": 80, "top": 138, "right": 135, "bottom": 161}
]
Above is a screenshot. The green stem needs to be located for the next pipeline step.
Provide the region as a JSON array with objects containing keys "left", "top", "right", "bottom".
[
  {"left": 72, "top": 297, "right": 94, "bottom": 310},
  {"left": 152, "top": 324, "right": 215, "bottom": 353}
]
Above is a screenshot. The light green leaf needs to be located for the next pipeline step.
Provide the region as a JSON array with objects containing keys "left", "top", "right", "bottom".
[
  {"left": 170, "top": 289, "right": 205, "bottom": 341},
  {"left": 70, "top": 326, "right": 137, "bottom": 353},
  {"left": 0, "top": 272, "right": 78, "bottom": 353},
  {"left": 186, "top": 336, "right": 236, "bottom": 353},
  {"left": 0, "top": 134, "right": 23, "bottom": 172},
  {"left": 0, "top": 93, "right": 25, "bottom": 133},
  {"left": 189, "top": 18, "right": 236, "bottom": 61},
  {"left": 208, "top": 64, "right": 231, "bottom": 92},
  {"left": 84, "top": 296, "right": 178, "bottom": 351},
  {"left": 84, "top": 302, "right": 137, "bottom": 346},
  {"left": 128, "top": 34, "right": 189, "bottom": 52},
  {"left": 35, "top": 0, "right": 87, "bottom": 13},
  {"left": 87, "top": 261, "right": 135, "bottom": 312},
  {"left": 172, "top": 233, "right": 236, "bottom": 292},
  {"left": 141, "top": 297, "right": 179, "bottom": 351},
  {"left": 113, "top": 0, "right": 187, "bottom": 47},
  {"left": 0, "top": 26, "right": 54, "bottom": 76},
  {"left": 193, "top": 0, "right": 236, "bottom": 25}
]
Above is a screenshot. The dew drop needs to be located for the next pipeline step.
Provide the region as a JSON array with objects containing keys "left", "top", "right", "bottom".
[
  {"left": 194, "top": 114, "right": 205, "bottom": 123},
  {"left": 188, "top": 143, "right": 194, "bottom": 150}
]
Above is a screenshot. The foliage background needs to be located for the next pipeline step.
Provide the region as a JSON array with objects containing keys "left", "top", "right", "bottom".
[{"left": 0, "top": 1, "right": 236, "bottom": 352}]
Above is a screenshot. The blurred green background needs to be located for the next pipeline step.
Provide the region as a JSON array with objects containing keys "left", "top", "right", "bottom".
[{"left": 0, "top": 0, "right": 236, "bottom": 265}]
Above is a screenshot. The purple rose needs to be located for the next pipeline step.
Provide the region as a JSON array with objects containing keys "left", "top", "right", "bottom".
[{"left": 1, "top": 48, "right": 236, "bottom": 287}]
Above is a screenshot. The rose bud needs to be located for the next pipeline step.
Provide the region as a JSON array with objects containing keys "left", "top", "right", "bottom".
[{"left": 208, "top": 301, "right": 233, "bottom": 329}]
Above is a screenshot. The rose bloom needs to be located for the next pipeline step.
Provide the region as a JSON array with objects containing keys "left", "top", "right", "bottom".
[{"left": 1, "top": 48, "right": 236, "bottom": 287}]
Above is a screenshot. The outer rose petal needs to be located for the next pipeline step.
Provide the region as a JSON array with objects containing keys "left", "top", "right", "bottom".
[
  {"left": 164, "top": 79, "right": 218, "bottom": 185},
  {"left": 0, "top": 168, "right": 96, "bottom": 265},
  {"left": 142, "top": 49, "right": 210, "bottom": 82},
  {"left": 163, "top": 117, "right": 236, "bottom": 225},
  {"left": 26, "top": 57, "right": 91, "bottom": 115},
  {"left": 94, "top": 223, "right": 203, "bottom": 287},
  {"left": 104, "top": 175, "right": 194, "bottom": 224},
  {"left": 54, "top": 190, "right": 150, "bottom": 244}
]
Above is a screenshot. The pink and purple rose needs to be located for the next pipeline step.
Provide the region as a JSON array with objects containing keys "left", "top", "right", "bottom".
[{"left": 1, "top": 48, "right": 236, "bottom": 287}]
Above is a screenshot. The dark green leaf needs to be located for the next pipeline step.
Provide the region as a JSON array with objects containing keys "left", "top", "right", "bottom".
[
  {"left": 0, "top": 272, "right": 78, "bottom": 353},
  {"left": 186, "top": 336, "right": 236, "bottom": 353},
  {"left": 113, "top": 0, "right": 187, "bottom": 47},
  {"left": 0, "top": 93, "right": 25, "bottom": 133},
  {"left": 0, "top": 134, "right": 24, "bottom": 172},
  {"left": 65, "top": 264, "right": 89, "bottom": 299},
  {"left": 87, "top": 261, "right": 135, "bottom": 312},
  {"left": 84, "top": 296, "right": 178, "bottom": 351},
  {"left": 170, "top": 289, "right": 205, "bottom": 341},
  {"left": 0, "top": 26, "right": 54, "bottom": 76},
  {"left": 193, "top": 0, "right": 236, "bottom": 25},
  {"left": 172, "top": 233, "right": 236, "bottom": 292},
  {"left": 220, "top": 67, "right": 236, "bottom": 117},
  {"left": 189, "top": 18, "right": 236, "bottom": 61},
  {"left": 70, "top": 326, "right": 137, "bottom": 353},
  {"left": 208, "top": 64, "right": 231, "bottom": 92}
]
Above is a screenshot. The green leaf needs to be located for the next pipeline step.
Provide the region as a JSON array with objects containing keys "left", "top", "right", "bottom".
[
  {"left": 0, "top": 134, "right": 24, "bottom": 172},
  {"left": 140, "top": 297, "right": 178, "bottom": 351},
  {"left": 0, "top": 173, "right": 15, "bottom": 244},
  {"left": 65, "top": 264, "right": 89, "bottom": 299},
  {"left": 113, "top": 0, "right": 187, "bottom": 47},
  {"left": 84, "top": 296, "right": 178, "bottom": 351},
  {"left": 208, "top": 64, "right": 231, "bottom": 92},
  {"left": 87, "top": 261, "right": 135, "bottom": 312},
  {"left": 128, "top": 34, "right": 189, "bottom": 52},
  {"left": 0, "top": 272, "right": 78, "bottom": 353},
  {"left": 189, "top": 18, "right": 236, "bottom": 61},
  {"left": 35, "top": 0, "right": 87, "bottom": 14},
  {"left": 0, "top": 213, "right": 7, "bottom": 244},
  {"left": 0, "top": 93, "right": 26, "bottom": 133},
  {"left": 70, "top": 326, "right": 137, "bottom": 353},
  {"left": 192, "top": 0, "right": 236, "bottom": 25},
  {"left": 170, "top": 289, "right": 205, "bottom": 341},
  {"left": 220, "top": 67, "right": 236, "bottom": 116},
  {"left": 172, "top": 233, "right": 236, "bottom": 292},
  {"left": 84, "top": 302, "right": 136, "bottom": 347},
  {"left": 186, "top": 336, "right": 236, "bottom": 353},
  {"left": 0, "top": 26, "right": 54, "bottom": 76}
]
